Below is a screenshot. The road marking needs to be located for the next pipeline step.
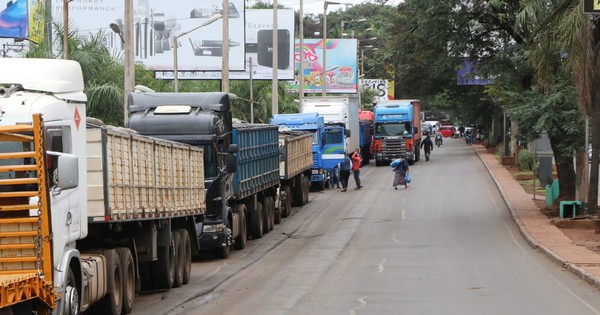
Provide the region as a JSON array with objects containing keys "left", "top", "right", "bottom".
[
  {"left": 392, "top": 233, "right": 399, "bottom": 243},
  {"left": 504, "top": 222, "right": 600, "bottom": 315},
  {"left": 350, "top": 296, "right": 368, "bottom": 315},
  {"left": 377, "top": 258, "right": 386, "bottom": 273},
  {"left": 401, "top": 210, "right": 406, "bottom": 220}
]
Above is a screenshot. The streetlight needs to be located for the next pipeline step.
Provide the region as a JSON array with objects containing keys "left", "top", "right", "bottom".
[
  {"left": 322, "top": 1, "right": 342, "bottom": 96},
  {"left": 172, "top": 14, "right": 222, "bottom": 92},
  {"left": 109, "top": 0, "right": 134, "bottom": 126},
  {"left": 341, "top": 18, "right": 366, "bottom": 38}
]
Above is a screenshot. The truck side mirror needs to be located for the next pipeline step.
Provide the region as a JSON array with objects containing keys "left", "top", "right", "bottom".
[
  {"left": 225, "top": 153, "right": 237, "bottom": 173},
  {"left": 345, "top": 129, "right": 351, "bottom": 138},
  {"left": 47, "top": 152, "right": 79, "bottom": 194},
  {"left": 227, "top": 144, "right": 239, "bottom": 153}
]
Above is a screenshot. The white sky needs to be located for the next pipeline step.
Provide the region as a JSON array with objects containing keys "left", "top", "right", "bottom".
[{"left": 255, "top": 0, "right": 403, "bottom": 16}]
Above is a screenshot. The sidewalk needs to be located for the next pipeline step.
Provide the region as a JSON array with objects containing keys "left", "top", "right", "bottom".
[{"left": 475, "top": 145, "right": 600, "bottom": 289}]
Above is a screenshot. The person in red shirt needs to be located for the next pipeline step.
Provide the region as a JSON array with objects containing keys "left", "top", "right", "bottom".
[{"left": 350, "top": 149, "right": 363, "bottom": 190}]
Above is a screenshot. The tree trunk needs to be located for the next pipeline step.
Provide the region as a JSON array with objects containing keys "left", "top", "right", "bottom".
[
  {"left": 589, "top": 107, "right": 600, "bottom": 213},
  {"left": 549, "top": 133, "right": 576, "bottom": 200}
]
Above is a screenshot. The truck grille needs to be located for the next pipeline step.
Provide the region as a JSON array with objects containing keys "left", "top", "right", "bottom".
[{"left": 380, "top": 137, "right": 408, "bottom": 159}]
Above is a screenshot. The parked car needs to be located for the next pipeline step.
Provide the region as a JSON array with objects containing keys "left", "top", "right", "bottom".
[
  {"left": 439, "top": 125, "right": 455, "bottom": 138},
  {"left": 422, "top": 122, "right": 433, "bottom": 135}
]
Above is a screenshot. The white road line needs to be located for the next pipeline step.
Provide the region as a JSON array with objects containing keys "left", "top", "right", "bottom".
[
  {"left": 392, "top": 233, "right": 399, "bottom": 243},
  {"left": 377, "top": 258, "right": 387, "bottom": 274},
  {"left": 350, "top": 296, "right": 369, "bottom": 315},
  {"left": 401, "top": 210, "right": 406, "bottom": 220}
]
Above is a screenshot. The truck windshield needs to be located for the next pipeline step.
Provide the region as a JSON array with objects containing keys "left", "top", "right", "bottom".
[
  {"left": 375, "top": 123, "right": 411, "bottom": 136},
  {"left": 310, "top": 131, "right": 319, "bottom": 145},
  {"left": 323, "top": 128, "right": 343, "bottom": 145}
]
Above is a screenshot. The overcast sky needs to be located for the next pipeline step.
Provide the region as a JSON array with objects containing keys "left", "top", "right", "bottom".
[{"left": 252, "top": 0, "right": 403, "bottom": 16}]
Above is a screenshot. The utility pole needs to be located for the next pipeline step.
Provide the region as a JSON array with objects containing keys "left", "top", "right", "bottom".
[
  {"left": 272, "top": 0, "right": 279, "bottom": 115},
  {"left": 222, "top": 0, "right": 230, "bottom": 92}
]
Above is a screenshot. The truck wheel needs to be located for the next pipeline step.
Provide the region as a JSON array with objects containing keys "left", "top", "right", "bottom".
[
  {"left": 250, "top": 201, "right": 264, "bottom": 239},
  {"left": 115, "top": 247, "right": 135, "bottom": 314},
  {"left": 264, "top": 196, "right": 275, "bottom": 230},
  {"left": 97, "top": 249, "right": 123, "bottom": 315},
  {"left": 233, "top": 207, "right": 247, "bottom": 250},
  {"left": 281, "top": 185, "right": 292, "bottom": 218},
  {"left": 153, "top": 233, "right": 176, "bottom": 289},
  {"left": 175, "top": 229, "right": 192, "bottom": 284},
  {"left": 64, "top": 267, "right": 80, "bottom": 315},
  {"left": 172, "top": 232, "right": 185, "bottom": 286},
  {"left": 214, "top": 230, "right": 230, "bottom": 259},
  {"left": 302, "top": 175, "right": 310, "bottom": 205},
  {"left": 293, "top": 175, "right": 305, "bottom": 207}
]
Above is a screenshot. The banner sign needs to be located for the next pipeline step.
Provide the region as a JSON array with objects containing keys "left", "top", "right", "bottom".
[
  {"left": 583, "top": 0, "right": 600, "bottom": 14},
  {"left": 52, "top": 0, "right": 246, "bottom": 71},
  {"left": 457, "top": 59, "right": 494, "bottom": 85},
  {"left": 155, "top": 9, "right": 295, "bottom": 80},
  {"left": 361, "top": 79, "right": 389, "bottom": 101},
  {"left": 289, "top": 38, "right": 358, "bottom": 94},
  {"left": 0, "top": 0, "right": 45, "bottom": 43}
]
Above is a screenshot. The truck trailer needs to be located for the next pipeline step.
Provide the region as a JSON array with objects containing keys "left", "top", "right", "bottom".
[
  {"left": 0, "top": 58, "right": 207, "bottom": 315},
  {"left": 128, "top": 91, "right": 284, "bottom": 259}
]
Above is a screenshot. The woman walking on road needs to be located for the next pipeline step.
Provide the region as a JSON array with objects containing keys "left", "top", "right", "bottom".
[{"left": 392, "top": 157, "right": 410, "bottom": 189}]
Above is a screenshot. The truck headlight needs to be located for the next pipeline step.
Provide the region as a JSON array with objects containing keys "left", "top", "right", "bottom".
[{"left": 203, "top": 224, "right": 226, "bottom": 233}]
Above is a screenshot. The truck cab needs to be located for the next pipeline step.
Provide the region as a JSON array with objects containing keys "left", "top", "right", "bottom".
[
  {"left": 270, "top": 112, "right": 345, "bottom": 191},
  {"left": 373, "top": 100, "right": 422, "bottom": 166}
]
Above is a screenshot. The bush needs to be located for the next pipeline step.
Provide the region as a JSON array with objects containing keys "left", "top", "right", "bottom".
[{"left": 518, "top": 149, "right": 535, "bottom": 171}]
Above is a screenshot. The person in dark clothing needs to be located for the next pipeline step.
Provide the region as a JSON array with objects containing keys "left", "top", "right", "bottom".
[
  {"left": 459, "top": 125, "right": 465, "bottom": 137},
  {"left": 339, "top": 154, "right": 352, "bottom": 192},
  {"left": 420, "top": 135, "right": 434, "bottom": 161}
]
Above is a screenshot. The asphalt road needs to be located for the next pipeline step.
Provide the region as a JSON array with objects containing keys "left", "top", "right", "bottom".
[{"left": 131, "top": 138, "right": 600, "bottom": 315}]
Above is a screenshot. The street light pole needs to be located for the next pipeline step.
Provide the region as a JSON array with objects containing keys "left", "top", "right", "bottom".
[
  {"left": 299, "top": 0, "right": 305, "bottom": 107},
  {"left": 322, "top": 1, "right": 340, "bottom": 96},
  {"left": 222, "top": 0, "right": 230, "bottom": 92},
  {"left": 124, "top": 0, "right": 134, "bottom": 125},
  {"left": 272, "top": 0, "right": 279, "bottom": 116},
  {"left": 63, "top": 0, "right": 71, "bottom": 59},
  {"left": 172, "top": 14, "right": 222, "bottom": 92}
]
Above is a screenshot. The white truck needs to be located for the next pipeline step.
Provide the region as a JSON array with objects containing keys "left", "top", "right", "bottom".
[
  {"left": 300, "top": 96, "right": 359, "bottom": 153},
  {"left": 0, "top": 58, "right": 209, "bottom": 315}
]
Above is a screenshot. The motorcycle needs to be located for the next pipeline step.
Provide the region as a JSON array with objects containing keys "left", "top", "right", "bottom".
[
  {"left": 465, "top": 134, "right": 472, "bottom": 145},
  {"left": 435, "top": 134, "right": 443, "bottom": 147}
]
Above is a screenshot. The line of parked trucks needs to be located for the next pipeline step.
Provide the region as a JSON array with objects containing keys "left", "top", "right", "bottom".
[{"left": 0, "top": 58, "right": 424, "bottom": 315}]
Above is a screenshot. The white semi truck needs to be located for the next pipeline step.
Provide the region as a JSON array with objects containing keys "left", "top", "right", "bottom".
[{"left": 0, "top": 58, "right": 212, "bottom": 314}]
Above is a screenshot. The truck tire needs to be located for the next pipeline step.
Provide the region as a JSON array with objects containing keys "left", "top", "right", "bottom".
[
  {"left": 115, "top": 247, "right": 135, "bottom": 314},
  {"left": 172, "top": 232, "right": 185, "bottom": 286},
  {"left": 64, "top": 266, "right": 80, "bottom": 315},
  {"left": 264, "top": 196, "right": 275, "bottom": 230},
  {"left": 250, "top": 201, "right": 264, "bottom": 239},
  {"left": 293, "top": 175, "right": 305, "bottom": 207},
  {"left": 302, "top": 175, "right": 310, "bottom": 205},
  {"left": 153, "top": 233, "right": 176, "bottom": 289},
  {"left": 175, "top": 229, "right": 192, "bottom": 284},
  {"left": 233, "top": 207, "right": 247, "bottom": 250},
  {"left": 214, "top": 231, "right": 230, "bottom": 259},
  {"left": 97, "top": 249, "right": 123, "bottom": 315},
  {"left": 281, "top": 185, "right": 292, "bottom": 218}
]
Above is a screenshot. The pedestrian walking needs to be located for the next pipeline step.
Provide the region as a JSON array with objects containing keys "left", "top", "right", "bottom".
[
  {"left": 392, "top": 157, "right": 410, "bottom": 189},
  {"left": 421, "top": 135, "right": 434, "bottom": 161},
  {"left": 350, "top": 149, "right": 363, "bottom": 190},
  {"left": 339, "top": 154, "right": 352, "bottom": 192},
  {"left": 329, "top": 164, "right": 340, "bottom": 189}
]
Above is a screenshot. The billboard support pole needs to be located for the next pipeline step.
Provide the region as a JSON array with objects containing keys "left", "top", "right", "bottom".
[
  {"left": 299, "top": 0, "right": 305, "bottom": 106},
  {"left": 63, "top": 0, "right": 70, "bottom": 59},
  {"left": 222, "top": 0, "right": 230, "bottom": 92},
  {"left": 272, "top": 0, "right": 279, "bottom": 115}
]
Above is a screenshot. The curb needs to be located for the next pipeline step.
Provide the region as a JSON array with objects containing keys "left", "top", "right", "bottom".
[{"left": 474, "top": 145, "right": 600, "bottom": 290}]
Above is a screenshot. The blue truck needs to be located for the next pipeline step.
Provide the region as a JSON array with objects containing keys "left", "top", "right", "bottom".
[
  {"left": 270, "top": 112, "right": 346, "bottom": 191},
  {"left": 128, "top": 91, "right": 281, "bottom": 259},
  {"left": 373, "top": 99, "right": 422, "bottom": 166}
]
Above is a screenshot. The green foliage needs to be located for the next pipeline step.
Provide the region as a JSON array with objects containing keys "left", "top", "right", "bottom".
[{"left": 517, "top": 149, "right": 535, "bottom": 172}]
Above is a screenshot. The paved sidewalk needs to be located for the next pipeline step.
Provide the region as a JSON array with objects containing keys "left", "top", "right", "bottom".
[{"left": 475, "top": 145, "right": 600, "bottom": 289}]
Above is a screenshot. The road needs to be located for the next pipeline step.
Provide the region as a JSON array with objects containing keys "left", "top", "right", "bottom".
[{"left": 131, "top": 138, "right": 600, "bottom": 315}]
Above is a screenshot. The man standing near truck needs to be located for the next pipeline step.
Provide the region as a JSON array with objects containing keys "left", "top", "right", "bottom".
[{"left": 350, "top": 149, "right": 363, "bottom": 190}]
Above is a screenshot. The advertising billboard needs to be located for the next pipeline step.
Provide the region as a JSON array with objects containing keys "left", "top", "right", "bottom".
[
  {"left": 289, "top": 38, "right": 358, "bottom": 94},
  {"left": 52, "top": 0, "right": 245, "bottom": 71},
  {"left": 155, "top": 9, "right": 295, "bottom": 80},
  {"left": 457, "top": 59, "right": 493, "bottom": 85},
  {"left": 0, "top": 0, "right": 45, "bottom": 44}
]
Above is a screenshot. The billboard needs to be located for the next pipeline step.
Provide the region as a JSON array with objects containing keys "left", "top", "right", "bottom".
[
  {"left": 457, "top": 59, "right": 493, "bottom": 85},
  {"left": 52, "top": 0, "right": 245, "bottom": 71},
  {"left": 361, "top": 79, "right": 389, "bottom": 102},
  {"left": 0, "top": 0, "right": 45, "bottom": 44},
  {"left": 155, "top": 9, "right": 295, "bottom": 80},
  {"left": 290, "top": 38, "right": 358, "bottom": 94}
]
